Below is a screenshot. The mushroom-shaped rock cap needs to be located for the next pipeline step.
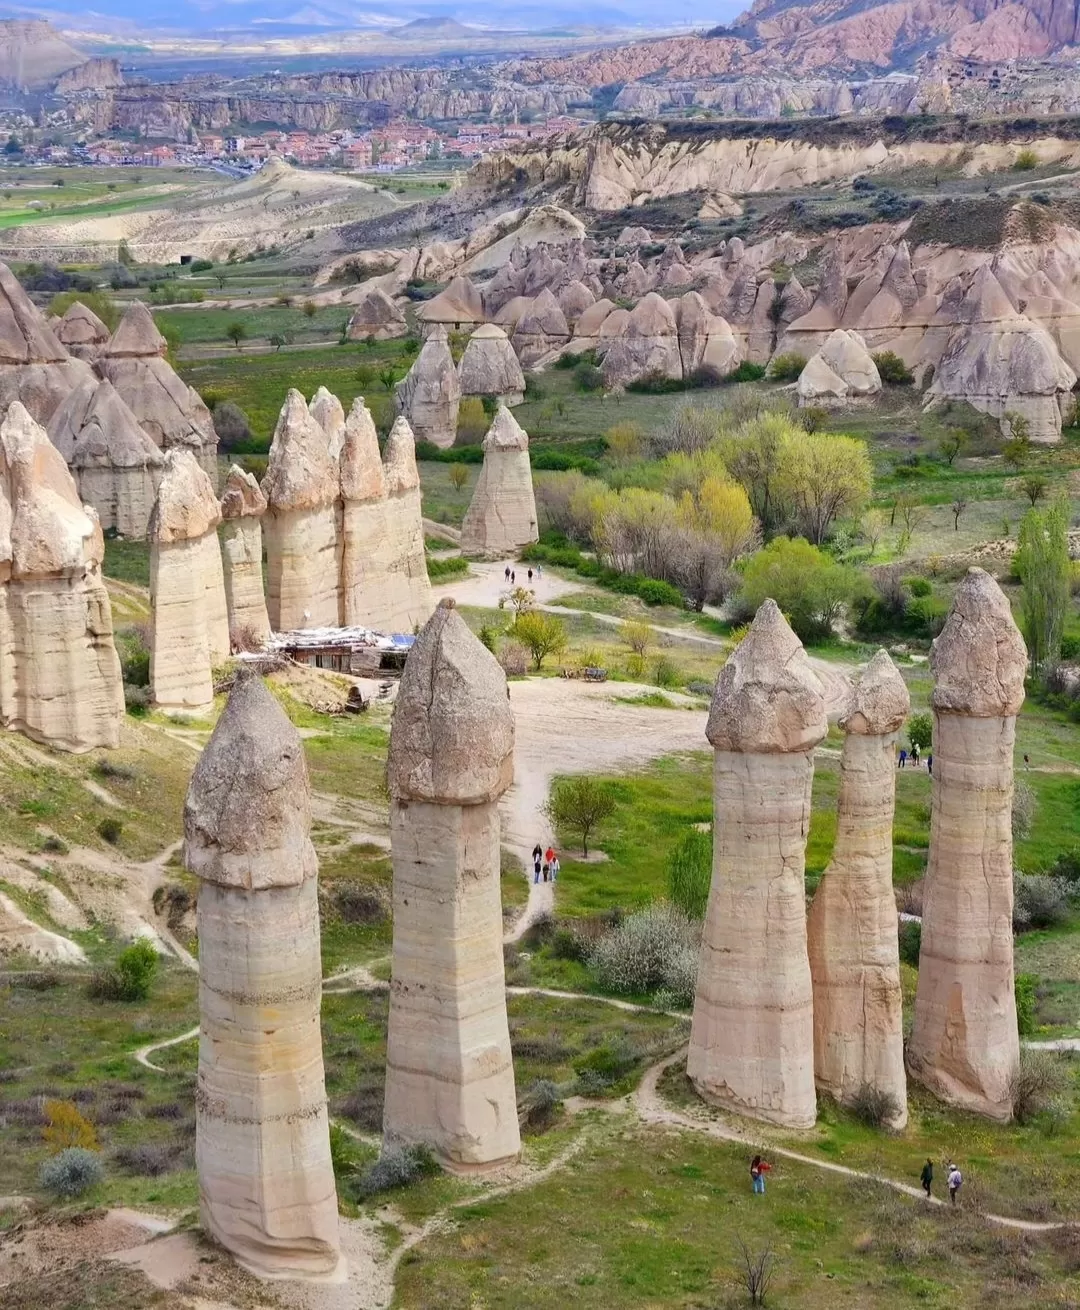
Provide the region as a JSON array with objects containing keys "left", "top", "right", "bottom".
[
  {"left": 149, "top": 448, "right": 222, "bottom": 543},
  {"left": 261, "top": 388, "right": 337, "bottom": 513},
  {"left": 183, "top": 670, "right": 316, "bottom": 890},
  {"left": 483, "top": 405, "right": 529, "bottom": 452},
  {"left": 105, "top": 301, "right": 167, "bottom": 359},
  {"left": 220, "top": 463, "right": 267, "bottom": 519},
  {"left": 707, "top": 599, "right": 827, "bottom": 754},
  {"left": 930, "top": 567, "right": 1026, "bottom": 717},
  {"left": 383, "top": 415, "right": 420, "bottom": 495},
  {"left": 841, "top": 648, "right": 910, "bottom": 736},
  {"left": 339, "top": 397, "right": 385, "bottom": 502},
  {"left": 48, "top": 378, "right": 163, "bottom": 469},
  {"left": 388, "top": 598, "right": 514, "bottom": 805}
]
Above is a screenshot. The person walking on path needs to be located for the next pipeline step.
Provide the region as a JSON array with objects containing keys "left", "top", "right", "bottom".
[
  {"left": 750, "top": 1155, "right": 771, "bottom": 1195},
  {"left": 533, "top": 853, "right": 543, "bottom": 885},
  {"left": 911, "top": 743, "right": 920, "bottom": 766},
  {"left": 920, "top": 1159, "right": 934, "bottom": 1198},
  {"left": 898, "top": 748, "right": 907, "bottom": 768},
  {"left": 927, "top": 752, "right": 933, "bottom": 776},
  {"left": 505, "top": 565, "right": 511, "bottom": 582},
  {"left": 537, "top": 564, "right": 543, "bottom": 580},
  {"left": 947, "top": 1163, "right": 963, "bottom": 1206},
  {"left": 511, "top": 570, "right": 516, "bottom": 585},
  {"left": 528, "top": 568, "right": 534, "bottom": 584},
  {"left": 551, "top": 854, "right": 560, "bottom": 881},
  {"left": 1024, "top": 753, "right": 1031, "bottom": 771},
  {"left": 532, "top": 843, "right": 543, "bottom": 865}
]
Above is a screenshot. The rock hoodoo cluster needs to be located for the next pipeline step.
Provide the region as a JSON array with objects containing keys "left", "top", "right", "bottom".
[
  {"left": 689, "top": 600, "right": 826, "bottom": 1128},
  {"left": 98, "top": 301, "right": 219, "bottom": 478},
  {"left": 184, "top": 672, "right": 341, "bottom": 1280},
  {"left": 460, "top": 405, "right": 538, "bottom": 557},
  {"left": 260, "top": 389, "right": 431, "bottom": 634},
  {"left": 346, "top": 286, "right": 407, "bottom": 340},
  {"left": 907, "top": 568, "right": 1026, "bottom": 1120},
  {"left": 806, "top": 649, "right": 909, "bottom": 1128},
  {"left": 797, "top": 329, "right": 882, "bottom": 405},
  {"left": 219, "top": 465, "right": 271, "bottom": 646},
  {"left": 148, "top": 449, "right": 230, "bottom": 714},
  {"left": 48, "top": 378, "right": 164, "bottom": 539},
  {"left": 384, "top": 599, "right": 520, "bottom": 1171},
  {"left": 395, "top": 324, "right": 460, "bottom": 449},
  {"left": 54, "top": 301, "right": 110, "bottom": 362},
  {"left": 0, "top": 401, "right": 124, "bottom": 753}
]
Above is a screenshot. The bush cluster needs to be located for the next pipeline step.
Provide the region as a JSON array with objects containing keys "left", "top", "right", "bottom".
[
  {"left": 587, "top": 902, "right": 698, "bottom": 1006},
  {"left": 521, "top": 540, "right": 683, "bottom": 608},
  {"left": 1013, "top": 873, "right": 1071, "bottom": 931},
  {"left": 39, "top": 1148, "right": 103, "bottom": 1198},
  {"left": 348, "top": 1143, "right": 439, "bottom": 1200},
  {"left": 87, "top": 939, "right": 160, "bottom": 1002}
]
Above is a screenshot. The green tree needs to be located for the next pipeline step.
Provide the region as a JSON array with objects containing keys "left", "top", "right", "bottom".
[
  {"left": 1021, "top": 474, "right": 1048, "bottom": 507},
  {"left": 906, "top": 711, "right": 932, "bottom": 752},
  {"left": 378, "top": 366, "right": 397, "bottom": 392},
  {"left": 448, "top": 463, "right": 469, "bottom": 491},
  {"left": 938, "top": 429, "right": 968, "bottom": 465},
  {"left": 1015, "top": 499, "right": 1070, "bottom": 678},
  {"left": 303, "top": 300, "right": 317, "bottom": 319},
  {"left": 738, "top": 536, "right": 864, "bottom": 643},
  {"left": 543, "top": 776, "right": 617, "bottom": 858},
  {"left": 510, "top": 611, "right": 567, "bottom": 670},
  {"left": 775, "top": 427, "right": 873, "bottom": 545},
  {"left": 225, "top": 321, "right": 247, "bottom": 350}
]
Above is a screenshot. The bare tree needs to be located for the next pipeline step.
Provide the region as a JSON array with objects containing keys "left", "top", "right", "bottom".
[
  {"left": 951, "top": 496, "right": 968, "bottom": 531},
  {"left": 735, "top": 1236, "right": 777, "bottom": 1307}
]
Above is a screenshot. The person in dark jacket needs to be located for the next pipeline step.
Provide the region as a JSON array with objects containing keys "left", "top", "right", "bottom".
[{"left": 920, "top": 1158, "right": 934, "bottom": 1198}]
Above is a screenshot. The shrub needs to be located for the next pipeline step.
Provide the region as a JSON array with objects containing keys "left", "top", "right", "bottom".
[
  {"left": 1049, "top": 849, "right": 1080, "bottom": 885},
  {"left": 1013, "top": 873, "right": 1070, "bottom": 931},
  {"left": 455, "top": 395, "right": 487, "bottom": 444},
  {"left": 88, "top": 938, "right": 160, "bottom": 1002},
  {"left": 47, "top": 290, "right": 119, "bottom": 332},
  {"left": 499, "top": 639, "right": 528, "bottom": 676},
  {"left": 768, "top": 352, "right": 806, "bottom": 382},
  {"left": 478, "top": 623, "right": 501, "bottom": 654},
  {"left": 509, "top": 611, "right": 567, "bottom": 670},
  {"left": 667, "top": 829, "right": 712, "bottom": 920},
  {"left": 212, "top": 401, "right": 252, "bottom": 448},
  {"left": 98, "top": 817, "right": 123, "bottom": 845},
  {"left": 1014, "top": 148, "right": 1039, "bottom": 171},
  {"left": 190, "top": 258, "right": 213, "bottom": 272},
  {"left": 588, "top": 902, "right": 698, "bottom": 1005},
  {"left": 906, "top": 712, "right": 932, "bottom": 752},
  {"left": 1015, "top": 972, "right": 1038, "bottom": 1036},
  {"left": 873, "top": 352, "right": 915, "bottom": 386},
  {"left": 574, "top": 362, "right": 604, "bottom": 391},
  {"left": 637, "top": 578, "right": 684, "bottom": 607},
  {"left": 725, "top": 361, "right": 767, "bottom": 383},
  {"left": 1009, "top": 1049, "right": 1066, "bottom": 1124},
  {"left": 426, "top": 555, "right": 468, "bottom": 581},
  {"left": 849, "top": 1083, "right": 902, "bottom": 1129},
  {"left": 653, "top": 656, "right": 679, "bottom": 688},
  {"left": 1012, "top": 780, "right": 1037, "bottom": 840},
  {"left": 113, "top": 1142, "right": 184, "bottom": 1176},
  {"left": 43, "top": 1100, "right": 98, "bottom": 1152},
  {"left": 349, "top": 1143, "right": 439, "bottom": 1200},
  {"left": 39, "top": 1147, "right": 103, "bottom": 1199},
  {"left": 898, "top": 919, "right": 921, "bottom": 967},
  {"left": 522, "top": 1077, "right": 562, "bottom": 1129}
]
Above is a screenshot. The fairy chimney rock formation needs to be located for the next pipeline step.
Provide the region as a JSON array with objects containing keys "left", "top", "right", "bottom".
[
  {"left": 148, "top": 449, "right": 230, "bottom": 714},
  {"left": 379, "top": 415, "right": 433, "bottom": 631},
  {"left": 806, "top": 649, "right": 909, "bottom": 1128},
  {"left": 184, "top": 672, "right": 341, "bottom": 1280},
  {"left": 55, "top": 300, "right": 110, "bottom": 361},
  {"left": 798, "top": 329, "right": 882, "bottom": 405},
  {"left": 460, "top": 406, "right": 538, "bottom": 558},
  {"left": 688, "top": 599, "right": 826, "bottom": 1128},
  {"left": 219, "top": 465, "right": 270, "bottom": 646},
  {"left": 338, "top": 396, "right": 388, "bottom": 628},
  {"left": 395, "top": 324, "right": 460, "bottom": 450},
  {"left": 0, "top": 262, "right": 94, "bottom": 423},
  {"left": 458, "top": 323, "right": 526, "bottom": 405},
  {"left": 99, "top": 301, "right": 219, "bottom": 478},
  {"left": 384, "top": 599, "right": 520, "bottom": 1170},
  {"left": 908, "top": 568, "right": 1026, "bottom": 1120},
  {"left": 47, "top": 378, "right": 164, "bottom": 539},
  {"left": 261, "top": 389, "right": 340, "bottom": 631},
  {"left": 309, "top": 385, "right": 346, "bottom": 462},
  {"left": 0, "top": 401, "right": 124, "bottom": 752},
  {"left": 346, "top": 286, "right": 407, "bottom": 341}
]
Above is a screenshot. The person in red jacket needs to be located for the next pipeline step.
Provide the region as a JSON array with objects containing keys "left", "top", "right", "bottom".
[{"left": 750, "top": 1155, "right": 772, "bottom": 1195}]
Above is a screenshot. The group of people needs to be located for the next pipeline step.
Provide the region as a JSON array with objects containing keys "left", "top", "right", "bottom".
[
  {"left": 532, "top": 843, "right": 559, "bottom": 884},
  {"left": 504, "top": 564, "right": 542, "bottom": 585},
  {"left": 750, "top": 1154, "right": 963, "bottom": 1206},
  {"left": 897, "top": 743, "right": 932, "bottom": 774}
]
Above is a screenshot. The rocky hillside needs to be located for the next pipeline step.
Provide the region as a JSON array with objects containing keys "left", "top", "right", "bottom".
[{"left": 0, "top": 18, "right": 87, "bottom": 90}]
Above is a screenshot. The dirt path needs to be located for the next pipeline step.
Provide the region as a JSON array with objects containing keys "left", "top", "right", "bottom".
[
  {"left": 134, "top": 1025, "right": 200, "bottom": 1072},
  {"left": 634, "top": 1049, "right": 1076, "bottom": 1234}
]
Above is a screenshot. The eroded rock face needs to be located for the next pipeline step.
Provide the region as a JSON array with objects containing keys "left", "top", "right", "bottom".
[
  {"left": 908, "top": 568, "right": 1025, "bottom": 1120},
  {"left": 602, "top": 291, "right": 681, "bottom": 389},
  {"left": 797, "top": 328, "right": 882, "bottom": 404},
  {"left": 99, "top": 302, "right": 219, "bottom": 478},
  {"left": 346, "top": 286, "right": 407, "bottom": 340},
  {"left": 0, "top": 262, "right": 95, "bottom": 423},
  {"left": 184, "top": 672, "right": 341, "bottom": 1280},
  {"left": 807, "top": 650, "right": 909, "bottom": 1128},
  {"left": 219, "top": 465, "right": 270, "bottom": 646},
  {"left": 54, "top": 301, "right": 110, "bottom": 362},
  {"left": 511, "top": 288, "right": 570, "bottom": 368},
  {"left": 384, "top": 600, "right": 519, "bottom": 1170},
  {"left": 379, "top": 417, "right": 433, "bottom": 632},
  {"left": 689, "top": 599, "right": 825, "bottom": 1128},
  {"left": 261, "top": 389, "right": 340, "bottom": 630},
  {"left": 0, "top": 401, "right": 124, "bottom": 752},
  {"left": 149, "top": 449, "right": 229, "bottom": 713},
  {"left": 458, "top": 323, "right": 526, "bottom": 404},
  {"left": 395, "top": 324, "right": 460, "bottom": 450},
  {"left": 460, "top": 406, "right": 538, "bottom": 557},
  {"left": 48, "top": 378, "right": 163, "bottom": 539}
]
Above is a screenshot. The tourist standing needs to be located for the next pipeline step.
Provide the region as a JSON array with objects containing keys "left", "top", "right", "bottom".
[
  {"left": 533, "top": 853, "right": 542, "bottom": 885},
  {"left": 920, "top": 1158, "right": 934, "bottom": 1198},
  {"left": 750, "top": 1155, "right": 771, "bottom": 1195},
  {"left": 551, "top": 853, "right": 560, "bottom": 881},
  {"left": 947, "top": 1162, "right": 963, "bottom": 1205},
  {"left": 898, "top": 748, "right": 907, "bottom": 768}
]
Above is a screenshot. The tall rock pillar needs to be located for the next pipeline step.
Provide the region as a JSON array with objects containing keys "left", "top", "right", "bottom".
[
  {"left": 807, "top": 649, "right": 909, "bottom": 1128},
  {"left": 688, "top": 599, "right": 826, "bottom": 1129},
  {"left": 460, "top": 405, "right": 539, "bottom": 558},
  {"left": 184, "top": 672, "right": 341, "bottom": 1280},
  {"left": 149, "top": 449, "right": 230, "bottom": 714},
  {"left": 381, "top": 416, "right": 432, "bottom": 632},
  {"left": 261, "top": 390, "right": 340, "bottom": 631},
  {"left": 220, "top": 465, "right": 270, "bottom": 646},
  {"left": 908, "top": 568, "right": 1026, "bottom": 1120},
  {"left": 384, "top": 598, "right": 520, "bottom": 1171}
]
